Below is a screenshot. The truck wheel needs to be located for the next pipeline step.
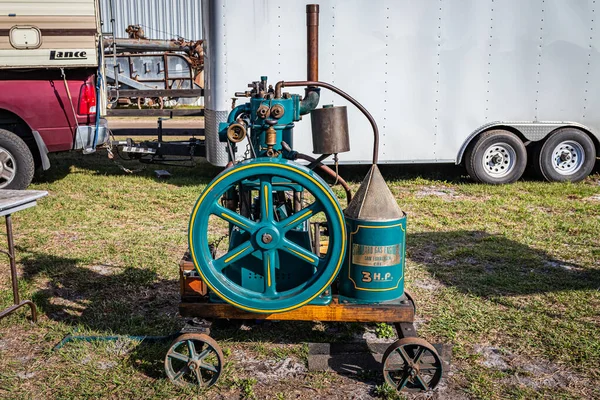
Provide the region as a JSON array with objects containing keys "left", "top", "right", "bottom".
[
  {"left": 465, "top": 129, "right": 527, "bottom": 184},
  {"left": 0, "top": 129, "right": 35, "bottom": 189},
  {"left": 534, "top": 128, "right": 596, "bottom": 183}
]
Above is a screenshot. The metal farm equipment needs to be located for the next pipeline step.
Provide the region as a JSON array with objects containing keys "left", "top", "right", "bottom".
[
  {"left": 104, "top": 31, "right": 204, "bottom": 109},
  {"left": 165, "top": 5, "right": 443, "bottom": 393}
]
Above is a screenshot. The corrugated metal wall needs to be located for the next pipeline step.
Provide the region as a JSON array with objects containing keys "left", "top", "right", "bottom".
[{"left": 99, "top": 0, "right": 202, "bottom": 40}]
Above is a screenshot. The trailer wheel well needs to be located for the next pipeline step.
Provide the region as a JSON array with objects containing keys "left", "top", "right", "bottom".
[
  {"left": 0, "top": 109, "right": 41, "bottom": 167},
  {"left": 459, "top": 125, "right": 528, "bottom": 165},
  {"left": 458, "top": 123, "right": 600, "bottom": 165}
]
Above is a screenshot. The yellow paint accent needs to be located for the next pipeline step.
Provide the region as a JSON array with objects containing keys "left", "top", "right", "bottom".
[
  {"left": 224, "top": 246, "right": 251, "bottom": 264},
  {"left": 286, "top": 247, "right": 316, "bottom": 264},
  {"left": 221, "top": 213, "right": 249, "bottom": 229},
  {"left": 285, "top": 210, "right": 312, "bottom": 227},
  {"left": 189, "top": 162, "right": 346, "bottom": 314},
  {"left": 347, "top": 223, "right": 405, "bottom": 292},
  {"left": 263, "top": 184, "right": 269, "bottom": 219},
  {"left": 267, "top": 256, "right": 271, "bottom": 287}
]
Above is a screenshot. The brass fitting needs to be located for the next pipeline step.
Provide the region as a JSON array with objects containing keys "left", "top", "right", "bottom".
[
  {"left": 257, "top": 104, "right": 270, "bottom": 119},
  {"left": 270, "top": 104, "right": 285, "bottom": 119},
  {"left": 265, "top": 126, "right": 277, "bottom": 146},
  {"left": 226, "top": 123, "right": 247, "bottom": 143}
]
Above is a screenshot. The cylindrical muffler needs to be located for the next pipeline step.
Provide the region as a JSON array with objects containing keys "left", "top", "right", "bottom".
[{"left": 310, "top": 105, "right": 350, "bottom": 154}]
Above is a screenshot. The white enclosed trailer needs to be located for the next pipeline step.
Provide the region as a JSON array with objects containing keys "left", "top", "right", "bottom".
[{"left": 202, "top": 0, "right": 600, "bottom": 183}]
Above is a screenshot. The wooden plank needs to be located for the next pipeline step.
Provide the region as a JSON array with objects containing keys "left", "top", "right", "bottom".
[
  {"left": 109, "top": 89, "right": 204, "bottom": 98},
  {"left": 106, "top": 108, "right": 204, "bottom": 117},
  {"left": 179, "top": 297, "right": 414, "bottom": 323}
]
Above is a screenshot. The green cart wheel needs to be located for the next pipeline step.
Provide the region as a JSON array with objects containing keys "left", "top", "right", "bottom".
[
  {"left": 165, "top": 333, "right": 224, "bottom": 388},
  {"left": 382, "top": 337, "right": 442, "bottom": 392}
]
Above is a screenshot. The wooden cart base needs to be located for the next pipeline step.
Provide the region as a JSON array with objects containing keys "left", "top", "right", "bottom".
[
  {"left": 179, "top": 295, "right": 415, "bottom": 323},
  {"left": 170, "top": 255, "right": 444, "bottom": 392}
]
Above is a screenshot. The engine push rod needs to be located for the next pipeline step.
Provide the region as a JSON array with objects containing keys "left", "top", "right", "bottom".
[{"left": 275, "top": 80, "right": 380, "bottom": 165}]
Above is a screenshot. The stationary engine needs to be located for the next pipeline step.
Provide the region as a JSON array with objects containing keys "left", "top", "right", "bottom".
[{"left": 188, "top": 5, "right": 407, "bottom": 313}]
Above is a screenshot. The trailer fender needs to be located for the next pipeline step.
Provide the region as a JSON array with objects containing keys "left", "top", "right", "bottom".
[{"left": 456, "top": 121, "right": 600, "bottom": 164}]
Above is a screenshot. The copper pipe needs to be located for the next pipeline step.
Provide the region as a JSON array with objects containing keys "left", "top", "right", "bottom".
[
  {"left": 296, "top": 153, "right": 353, "bottom": 205},
  {"left": 275, "top": 80, "right": 380, "bottom": 165},
  {"left": 306, "top": 4, "right": 319, "bottom": 82}
]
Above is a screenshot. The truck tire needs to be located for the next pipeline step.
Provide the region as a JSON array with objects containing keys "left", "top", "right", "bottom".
[
  {"left": 533, "top": 128, "right": 596, "bottom": 183},
  {"left": 0, "top": 128, "right": 35, "bottom": 189},
  {"left": 465, "top": 129, "right": 527, "bottom": 184}
]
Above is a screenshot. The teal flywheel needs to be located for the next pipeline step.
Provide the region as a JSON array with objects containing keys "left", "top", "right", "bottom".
[{"left": 188, "top": 158, "right": 346, "bottom": 313}]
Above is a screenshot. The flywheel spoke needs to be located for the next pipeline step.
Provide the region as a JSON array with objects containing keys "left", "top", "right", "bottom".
[
  {"left": 278, "top": 202, "right": 322, "bottom": 232},
  {"left": 213, "top": 240, "right": 254, "bottom": 271},
  {"left": 414, "top": 373, "right": 429, "bottom": 390},
  {"left": 212, "top": 204, "right": 256, "bottom": 233},
  {"left": 187, "top": 340, "right": 196, "bottom": 359},
  {"left": 396, "top": 346, "right": 411, "bottom": 365},
  {"left": 195, "top": 368, "right": 204, "bottom": 386},
  {"left": 260, "top": 176, "right": 273, "bottom": 223},
  {"left": 167, "top": 351, "right": 190, "bottom": 363},
  {"left": 263, "top": 250, "right": 278, "bottom": 296},
  {"left": 281, "top": 238, "right": 319, "bottom": 266},
  {"left": 197, "top": 348, "right": 211, "bottom": 361},
  {"left": 412, "top": 346, "right": 425, "bottom": 364},
  {"left": 172, "top": 365, "right": 189, "bottom": 381},
  {"left": 395, "top": 371, "right": 411, "bottom": 390},
  {"left": 200, "top": 362, "right": 219, "bottom": 373}
]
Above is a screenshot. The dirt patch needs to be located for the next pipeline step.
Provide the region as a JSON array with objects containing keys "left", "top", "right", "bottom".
[
  {"left": 231, "top": 351, "right": 306, "bottom": 381},
  {"left": 15, "top": 372, "right": 35, "bottom": 380},
  {"left": 474, "top": 344, "right": 589, "bottom": 391},
  {"left": 474, "top": 345, "right": 509, "bottom": 370},
  {"left": 87, "top": 264, "right": 122, "bottom": 276},
  {"left": 544, "top": 260, "right": 584, "bottom": 272},
  {"left": 412, "top": 278, "right": 443, "bottom": 291},
  {"left": 97, "top": 361, "right": 117, "bottom": 370},
  {"left": 586, "top": 194, "right": 600, "bottom": 201},
  {"left": 416, "top": 186, "right": 460, "bottom": 199}
]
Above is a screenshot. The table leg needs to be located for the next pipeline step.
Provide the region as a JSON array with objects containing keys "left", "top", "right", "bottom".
[{"left": 0, "top": 214, "right": 37, "bottom": 322}]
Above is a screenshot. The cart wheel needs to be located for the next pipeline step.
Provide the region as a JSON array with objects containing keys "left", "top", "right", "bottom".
[
  {"left": 403, "top": 290, "right": 416, "bottom": 313},
  {"left": 165, "top": 333, "right": 224, "bottom": 388},
  {"left": 382, "top": 337, "right": 443, "bottom": 392}
]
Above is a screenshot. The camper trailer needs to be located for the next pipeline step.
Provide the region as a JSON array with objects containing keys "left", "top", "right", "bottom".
[{"left": 0, "top": 0, "right": 107, "bottom": 189}]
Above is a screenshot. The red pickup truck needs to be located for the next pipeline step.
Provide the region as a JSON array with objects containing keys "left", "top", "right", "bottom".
[
  {"left": 0, "top": 69, "right": 107, "bottom": 189},
  {"left": 0, "top": 0, "right": 106, "bottom": 189}
]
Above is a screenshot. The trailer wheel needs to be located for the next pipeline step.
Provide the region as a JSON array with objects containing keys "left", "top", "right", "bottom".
[
  {"left": 465, "top": 130, "right": 527, "bottom": 184},
  {"left": 0, "top": 129, "right": 35, "bottom": 189},
  {"left": 534, "top": 128, "right": 596, "bottom": 183}
]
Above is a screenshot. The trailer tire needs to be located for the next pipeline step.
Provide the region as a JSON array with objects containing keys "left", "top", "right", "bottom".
[
  {"left": 533, "top": 128, "right": 595, "bottom": 183},
  {"left": 0, "top": 129, "right": 35, "bottom": 190},
  {"left": 465, "top": 130, "right": 527, "bottom": 184}
]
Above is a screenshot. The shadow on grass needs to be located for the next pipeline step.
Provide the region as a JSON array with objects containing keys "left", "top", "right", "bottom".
[
  {"left": 408, "top": 230, "right": 600, "bottom": 297},
  {"left": 15, "top": 228, "right": 600, "bottom": 386},
  {"left": 34, "top": 151, "right": 221, "bottom": 187},
  {"left": 19, "top": 251, "right": 180, "bottom": 336}
]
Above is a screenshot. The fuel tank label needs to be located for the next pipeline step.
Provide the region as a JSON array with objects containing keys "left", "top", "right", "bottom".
[{"left": 352, "top": 244, "right": 400, "bottom": 267}]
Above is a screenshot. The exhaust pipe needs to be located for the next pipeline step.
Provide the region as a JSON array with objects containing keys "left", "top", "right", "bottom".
[{"left": 306, "top": 4, "right": 319, "bottom": 82}]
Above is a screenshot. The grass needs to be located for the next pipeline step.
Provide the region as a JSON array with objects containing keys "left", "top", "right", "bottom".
[{"left": 0, "top": 151, "right": 598, "bottom": 399}]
